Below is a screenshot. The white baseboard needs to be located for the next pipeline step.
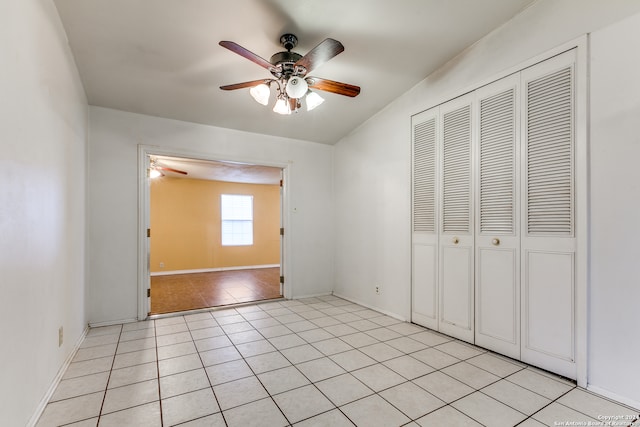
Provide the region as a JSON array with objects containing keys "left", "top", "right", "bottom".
[
  {"left": 291, "top": 292, "right": 333, "bottom": 300},
  {"left": 587, "top": 384, "right": 640, "bottom": 412},
  {"left": 150, "top": 264, "right": 280, "bottom": 276},
  {"left": 27, "top": 325, "right": 89, "bottom": 427},
  {"left": 89, "top": 318, "right": 139, "bottom": 328},
  {"left": 331, "top": 292, "right": 408, "bottom": 322}
]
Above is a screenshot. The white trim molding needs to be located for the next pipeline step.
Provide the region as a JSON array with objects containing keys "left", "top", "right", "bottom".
[
  {"left": 151, "top": 264, "right": 280, "bottom": 277},
  {"left": 332, "top": 292, "right": 408, "bottom": 322},
  {"left": 587, "top": 385, "right": 640, "bottom": 412},
  {"left": 27, "top": 326, "right": 89, "bottom": 427}
]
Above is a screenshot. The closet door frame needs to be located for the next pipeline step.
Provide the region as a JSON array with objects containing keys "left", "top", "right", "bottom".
[
  {"left": 410, "top": 36, "right": 588, "bottom": 387},
  {"left": 574, "top": 38, "right": 588, "bottom": 389}
]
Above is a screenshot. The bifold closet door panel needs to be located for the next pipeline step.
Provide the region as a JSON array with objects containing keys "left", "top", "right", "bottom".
[
  {"left": 474, "top": 74, "right": 521, "bottom": 359},
  {"left": 412, "top": 108, "right": 439, "bottom": 329},
  {"left": 439, "top": 93, "right": 474, "bottom": 343},
  {"left": 520, "top": 50, "right": 577, "bottom": 380},
  {"left": 413, "top": 242, "right": 438, "bottom": 328}
]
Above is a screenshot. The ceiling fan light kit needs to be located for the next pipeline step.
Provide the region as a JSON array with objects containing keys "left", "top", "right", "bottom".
[
  {"left": 285, "top": 76, "right": 308, "bottom": 99},
  {"left": 219, "top": 34, "right": 360, "bottom": 115},
  {"left": 273, "top": 94, "right": 291, "bottom": 115},
  {"left": 249, "top": 83, "right": 271, "bottom": 105},
  {"left": 305, "top": 90, "right": 325, "bottom": 111}
]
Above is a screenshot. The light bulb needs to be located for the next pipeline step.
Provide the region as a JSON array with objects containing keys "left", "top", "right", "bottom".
[
  {"left": 250, "top": 83, "right": 270, "bottom": 106},
  {"left": 273, "top": 96, "right": 291, "bottom": 115},
  {"left": 149, "top": 168, "right": 162, "bottom": 178},
  {"left": 306, "top": 90, "right": 325, "bottom": 111},
  {"left": 285, "top": 76, "right": 308, "bottom": 99}
]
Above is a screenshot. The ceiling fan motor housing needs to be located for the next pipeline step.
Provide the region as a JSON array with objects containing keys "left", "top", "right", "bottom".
[
  {"left": 270, "top": 51, "right": 304, "bottom": 77},
  {"left": 270, "top": 34, "right": 307, "bottom": 79}
]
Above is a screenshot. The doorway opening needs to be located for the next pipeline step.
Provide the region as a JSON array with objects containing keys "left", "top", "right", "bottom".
[{"left": 145, "top": 154, "right": 285, "bottom": 315}]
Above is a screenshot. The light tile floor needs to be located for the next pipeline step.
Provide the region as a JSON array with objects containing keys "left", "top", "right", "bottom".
[{"left": 36, "top": 296, "right": 639, "bottom": 427}]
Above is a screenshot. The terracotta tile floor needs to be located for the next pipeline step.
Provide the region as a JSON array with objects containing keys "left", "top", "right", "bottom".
[{"left": 150, "top": 268, "right": 282, "bottom": 314}]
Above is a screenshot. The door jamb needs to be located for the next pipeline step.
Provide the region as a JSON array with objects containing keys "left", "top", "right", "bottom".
[{"left": 137, "top": 144, "right": 291, "bottom": 320}]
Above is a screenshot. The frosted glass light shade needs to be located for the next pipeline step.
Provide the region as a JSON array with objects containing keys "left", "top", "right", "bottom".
[
  {"left": 306, "top": 91, "right": 325, "bottom": 111},
  {"left": 249, "top": 83, "right": 270, "bottom": 105},
  {"left": 285, "top": 76, "right": 308, "bottom": 99},
  {"left": 149, "top": 168, "right": 162, "bottom": 178},
  {"left": 273, "top": 97, "right": 291, "bottom": 115}
]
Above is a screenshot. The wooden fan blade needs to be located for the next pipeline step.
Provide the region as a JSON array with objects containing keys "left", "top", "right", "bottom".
[
  {"left": 219, "top": 41, "right": 273, "bottom": 70},
  {"left": 156, "top": 166, "right": 187, "bottom": 175},
  {"left": 294, "top": 38, "right": 344, "bottom": 74},
  {"left": 220, "top": 79, "right": 273, "bottom": 91},
  {"left": 288, "top": 97, "right": 298, "bottom": 112},
  {"left": 307, "top": 77, "right": 360, "bottom": 97}
]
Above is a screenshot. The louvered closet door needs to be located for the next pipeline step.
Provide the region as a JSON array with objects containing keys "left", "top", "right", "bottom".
[
  {"left": 439, "top": 94, "right": 474, "bottom": 343},
  {"left": 412, "top": 108, "right": 439, "bottom": 329},
  {"left": 520, "top": 50, "right": 577, "bottom": 380},
  {"left": 474, "top": 75, "right": 521, "bottom": 359}
]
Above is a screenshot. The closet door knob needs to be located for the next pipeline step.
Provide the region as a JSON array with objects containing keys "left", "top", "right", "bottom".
[
  {"left": 452, "top": 237, "right": 459, "bottom": 244},
  {"left": 492, "top": 238, "right": 500, "bottom": 246}
]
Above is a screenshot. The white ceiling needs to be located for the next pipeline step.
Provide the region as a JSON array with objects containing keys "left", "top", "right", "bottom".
[
  {"left": 54, "top": 0, "right": 536, "bottom": 145},
  {"left": 152, "top": 156, "right": 282, "bottom": 185}
]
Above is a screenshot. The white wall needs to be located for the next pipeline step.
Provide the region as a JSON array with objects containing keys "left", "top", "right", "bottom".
[
  {"left": 88, "top": 107, "right": 334, "bottom": 324},
  {"left": 333, "top": 110, "right": 412, "bottom": 318},
  {"left": 588, "top": 12, "right": 640, "bottom": 408},
  {"left": 333, "top": 0, "right": 640, "bottom": 406},
  {"left": 0, "top": 0, "right": 88, "bottom": 425}
]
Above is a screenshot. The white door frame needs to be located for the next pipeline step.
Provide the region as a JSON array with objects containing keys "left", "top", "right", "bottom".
[{"left": 137, "top": 144, "right": 292, "bottom": 319}]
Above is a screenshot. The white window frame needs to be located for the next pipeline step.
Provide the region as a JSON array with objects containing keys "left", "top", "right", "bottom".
[{"left": 221, "top": 194, "right": 254, "bottom": 246}]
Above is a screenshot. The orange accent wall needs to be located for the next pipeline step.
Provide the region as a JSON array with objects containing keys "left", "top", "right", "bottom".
[{"left": 150, "top": 177, "right": 280, "bottom": 272}]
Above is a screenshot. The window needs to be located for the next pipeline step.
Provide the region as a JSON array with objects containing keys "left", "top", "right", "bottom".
[{"left": 221, "top": 194, "right": 253, "bottom": 246}]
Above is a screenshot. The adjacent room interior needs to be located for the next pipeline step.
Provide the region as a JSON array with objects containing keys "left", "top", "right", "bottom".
[{"left": 148, "top": 156, "right": 283, "bottom": 314}]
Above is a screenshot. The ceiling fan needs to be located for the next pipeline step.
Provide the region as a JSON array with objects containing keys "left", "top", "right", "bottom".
[
  {"left": 219, "top": 34, "right": 360, "bottom": 115},
  {"left": 149, "top": 157, "right": 188, "bottom": 178}
]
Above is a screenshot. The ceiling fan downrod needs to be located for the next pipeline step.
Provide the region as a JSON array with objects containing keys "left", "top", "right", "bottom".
[{"left": 280, "top": 33, "right": 298, "bottom": 51}]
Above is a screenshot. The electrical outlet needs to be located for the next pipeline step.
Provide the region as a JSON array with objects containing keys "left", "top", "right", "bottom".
[
  {"left": 159, "top": 262, "right": 164, "bottom": 268},
  {"left": 58, "top": 326, "right": 63, "bottom": 347},
  {"left": 375, "top": 286, "right": 380, "bottom": 294}
]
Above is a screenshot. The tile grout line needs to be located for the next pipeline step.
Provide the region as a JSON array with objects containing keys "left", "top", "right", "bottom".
[
  {"left": 186, "top": 310, "right": 230, "bottom": 427},
  {"left": 502, "top": 369, "right": 576, "bottom": 401},
  {"left": 96, "top": 323, "right": 124, "bottom": 425},
  {"left": 522, "top": 385, "right": 580, "bottom": 426},
  {"left": 151, "top": 319, "right": 167, "bottom": 427}
]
